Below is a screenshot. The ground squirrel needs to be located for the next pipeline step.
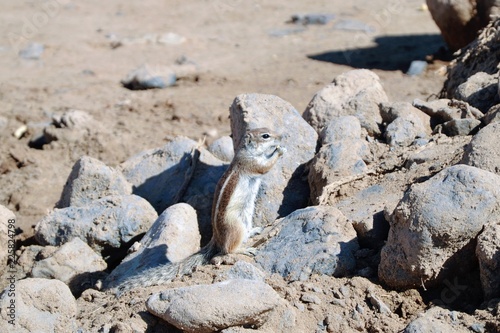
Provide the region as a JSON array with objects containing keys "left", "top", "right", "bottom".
[{"left": 106, "top": 127, "right": 285, "bottom": 296}]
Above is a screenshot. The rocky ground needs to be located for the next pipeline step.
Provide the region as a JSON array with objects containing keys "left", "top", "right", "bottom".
[{"left": 0, "top": 0, "right": 499, "bottom": 332}]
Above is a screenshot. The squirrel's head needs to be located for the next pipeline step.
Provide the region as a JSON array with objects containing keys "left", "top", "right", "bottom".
[{"left": 238, "top": 128, "right": 285, "bottom": 172}]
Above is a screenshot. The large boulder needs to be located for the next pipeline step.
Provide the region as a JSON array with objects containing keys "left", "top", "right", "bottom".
[
  {"left": 379, "top": 165, "right": 500, "bottom": 289},
  {"left": 31, "top": 237, "right": 107, "bottom": 294},
  {"left": 120, "top": 137, "right": 198, "bottom": 214},
  {"left": 35, "top": 195, "right": 157, "bottom": 253},
  {"left": 309, "top": 138, "right": 370, "bottom": 203},
  {"left": 380, "top": 102, "right": 432, "bottom": 146},
  {"left": 426, "top": 0, "right": 500, "bottom": 51},
  {"left": 180, "top": 148, "right": 228, "bottom": 242},
  {"left": 309, "top": 116, "right": 372, "bottom": 204},
  {"left": 454, "top": 71, "right": 498, "bottom": 112},
  {"left": 403, "top": 306, "right": 474, "bottom": 333},
  {"left": 335, "top": 184, "right": 398, "bottom": 249},
  {"left": 146, "top": 279, "right": 282, "bottom": 332},
  {"left": 461, "top": 122, "right": 500, "bottom": 175},
  {"left": 0, "top": 278, "right": 77, "bottom": 333},
  {"left": 58, "top": 156, "right": 132, "bottom": 208},
  {"left": 104, "top": 203, "right": 200, "bottom": 290},
  {"left": 476, "top": 222, "right": 500, "bottom": 300},
  {"left": 256, "top": 206, "right": 358, "bottom": 281},
  {"left": 229, "top": 93, "right": 317, "bottom": 226},
  {"left": 443, "top": 17, "right": 500, "bottom": 101},
  {"left": 303, "top": 69, "right": 388, "bottom": 136}
]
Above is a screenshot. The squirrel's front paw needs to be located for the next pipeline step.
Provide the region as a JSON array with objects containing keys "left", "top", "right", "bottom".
[{"left": 277, "top": 145, "right": 286, "bottom": 155}]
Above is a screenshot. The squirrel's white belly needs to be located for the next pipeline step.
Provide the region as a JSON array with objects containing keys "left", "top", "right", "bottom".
[{"left": 225, "top": 174, "right": 261, "bottom": 242}]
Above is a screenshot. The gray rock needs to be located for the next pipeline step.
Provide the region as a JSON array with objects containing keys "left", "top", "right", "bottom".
[
  {"left": 109, "top": 32, "right": 186, "bottom": 47},
  {"left": 461, "top": 122, "right": 500, "bottom": 175},
  {"left": 104, "top": 203, "right": 200, "bottom": 289},
  {"left": 403, "top": 307, "right": 471, "bottom": 333},
  {"left": 483, "top": 104, "right": 500, "bottom": 125},
  {"left": 16, "top": 245, "right": 47, "bottom": 278},
  {"left": 412, "top": 98, "right": 482, "bottom": 136},
  {"left": 385, "top": 116, "right": 428, "bottom": 147},
  {"left": 380, "top": 102, "right": 431, "bottom": 125},
  {"left": 120, "top": 137, "right": 198, "bottom": 214},
  {"left": 309, "top": 139, "right": 370, "bottom": 203},
  {"left": 313, "top": 116, "right": 375, "bottom": 204},
  {"left": 412, "top": 98, "right": 482, "bottom": 123},
  {"left": 319, "top": 116, "right": 362, "bottom": 145},
  {"left": 301, "top": 293, "right": 321, "bottom": 304},
  {"left": 0, "top": 278, "right": 77, "bottom": 333},
  {"left": 53, "top": 109, "right": 93, "bottom": 129},
  {"left": 470, "top": 323, "right": 486, "bottom": 333},
  {"left": 368, "top": 292, "right": 391, "bottom": 314},
  {"left": 290, "top": 13, "right": 335, "bottom": 25},
  {"left": 335, "top": 184, "right": 399, "bottom": 249},
  {"left": 455, "top": 71, "right": 498, "bottom": 113},
  {"left": 406, "top": 60, "right": 428, "bottom": 76},
  {"left": 43, "top": 126, "right": 87, "bottom": 145},
  {"left": 181, "top": 148, "right": 228, "bottom": 241},
  {"left": 121, "top": 64, "right": 177, "bottom": 90},
  {"left": 256, "top": 206, "right": 358, "bottom": 281},
  {"left": 442, "top": 17, "right": 500, "bottom": 96},
  {"left": 229, "top": 93, "right": 317, "bottom": 226},
  {"left": 58, "top": 156, "right": 132, "bottom": 208},
  {"left": 146, "top": 279, "right": 282, "bottom": 332},
  {"left": 207, "top": 135, "right": 234, "bottom": 162},
  {"left": 31, "top": 238, "right": 107, "bottom": 294},
  {"left": 303, "top": 69, "right": 388, "bottom": 136},
  {"left": 0, "top": 206, "right": 15, "bottom": 273},
  {"left": 379, "top": 165, "right": 500, "bottom": 289},
  {"left": 34, "top": 195, "right": 157, "bottom": 253},
  {"left": 476, "top": 222, "right": 500, "bottom": 300},
  {"left": 41, "top": 110, "right": 96, "bottom": 146},
  {"left": 439, "top": 118, "right": 481, "bottom": 136},
  {"left": 18, "top": 42, "right": 44, "bottom": 60},
  {"left": 380, "top": 102, "right": 431, "bottom": 146},
  {"left": 224, "top": 261, "right": 266, "bottom": 282}
]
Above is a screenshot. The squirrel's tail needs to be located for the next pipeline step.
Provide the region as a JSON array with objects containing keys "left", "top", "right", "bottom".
[{"left": 106, "top": 241, "right": 219, "bottom": 297}]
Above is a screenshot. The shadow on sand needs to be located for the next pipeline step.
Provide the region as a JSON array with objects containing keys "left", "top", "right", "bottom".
[{"left": 308, "top": 33, "right": 445, "bottom": 71}]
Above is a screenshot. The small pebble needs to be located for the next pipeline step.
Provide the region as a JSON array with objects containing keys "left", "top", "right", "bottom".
[
  {"left": 368, "top": 293, "right": 391, "bottom": 315},
  {"left": 407, "top": 60, "right": 428, "bottom": 76},
  {"left": 301, "top": 292, "right": 322, "bottom": 305},
  {"left": 19, "top": 42, "right": 44, "bottom": 60},
  {"left": 289, "top": 13, "right": 335, "bottom": 25},
  {"left": 14, "top": 125, "right": 28, "bottom": 139},
  {"left": 157, "top": 32, "right": 186, "bottom": 45},
  {"left": 121, "top": 64, "right": 177, "bottom": 90},
  {"left": 470, "top": 323, "right": 485, "bottom": 333},
  {"left": 331, "top": 299, "right": 346, "bottom": 307}
]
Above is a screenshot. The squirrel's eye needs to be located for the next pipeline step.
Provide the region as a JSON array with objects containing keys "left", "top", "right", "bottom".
[{"left": 261, "top": 133, "right": 270, "bottom": 139}]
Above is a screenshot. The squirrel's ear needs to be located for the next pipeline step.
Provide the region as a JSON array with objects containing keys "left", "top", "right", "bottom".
[{"left": 244, "top": 131, "right": 253, "bottom": 144}]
